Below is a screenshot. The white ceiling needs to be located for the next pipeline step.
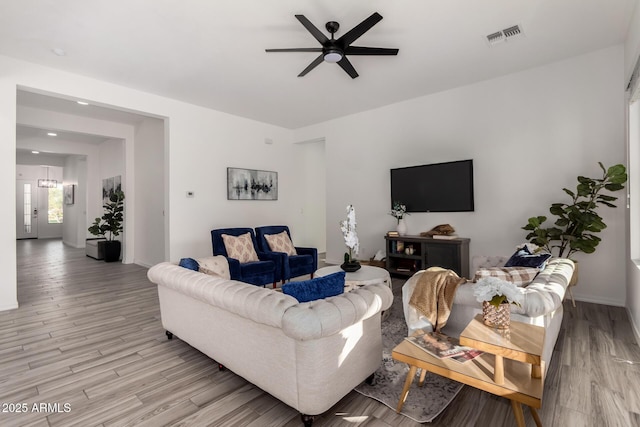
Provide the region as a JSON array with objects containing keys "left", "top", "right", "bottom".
[{"left": 2, "top": 0, "right": 638, "bottom": 129}]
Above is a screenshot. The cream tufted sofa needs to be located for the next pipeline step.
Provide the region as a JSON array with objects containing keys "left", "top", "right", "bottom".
[
  {"left": 402, "top": 257, "right": 574, "bottom": 375},
  {"left": 147, "top": 262, "right": 393, "bottom": 425}
]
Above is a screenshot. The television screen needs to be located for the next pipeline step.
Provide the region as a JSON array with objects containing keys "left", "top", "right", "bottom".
[{"left": 390, "top": 160, "right": 474, "bottom": 212}]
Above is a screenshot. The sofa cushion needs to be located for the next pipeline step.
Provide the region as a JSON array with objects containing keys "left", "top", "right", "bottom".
[
  {"left": 196, "top": 256, "right": 231, "bottom": 280},
  {"left": 474, "top": 267, "right": 539, "bottom": 287},
  {"left": 282, "top": 271, "right": 345, "bottom": 303},
  {"left": 178, "top": 257, "right": 199, "bottom": 271},
  {"left": 222, "top": 232, "right": 259, "bottom": 263},
  {"left": 264, "top": 231, "right": 298, "bottom": 256},
  {"left": 504, "top": 247, "right": 551, "bottom": 269}
]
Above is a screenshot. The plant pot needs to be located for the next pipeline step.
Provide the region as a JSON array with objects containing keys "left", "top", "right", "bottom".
[
  {"left": 103, "top": 241, "right": 122, "bottom": 263},
  {"left": 340, "top": 261, "right": 361, "bottom": 272},
  {"left": 482, "top": 301, "right": 510, "bottom": 329}
]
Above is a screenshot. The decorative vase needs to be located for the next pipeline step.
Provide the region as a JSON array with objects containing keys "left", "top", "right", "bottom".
[
  {"left": 397, "top": 218, "right": 408, "bottom": 236},
  {"left": 482, "top": 301, "right": 510, "bottom": 329},
  {"left": 340, "top": 261, "right": 361, "bottom": 272}
]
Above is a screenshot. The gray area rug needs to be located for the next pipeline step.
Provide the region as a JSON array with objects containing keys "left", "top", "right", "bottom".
[{"left": 354, "top": 292, "right": 463, "bottom": 423}]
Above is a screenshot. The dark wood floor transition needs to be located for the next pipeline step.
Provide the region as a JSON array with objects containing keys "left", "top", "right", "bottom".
[{"left": 1, "top": 239, "right": 639, "bottom": 426}]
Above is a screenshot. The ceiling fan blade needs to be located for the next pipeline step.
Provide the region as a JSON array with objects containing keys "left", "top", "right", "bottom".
[
  {"left": 295, "top": 15, "right": 329, "bottom": 45},
  {"left": 266, "top": 48, "right": 323, "bottom": 53},
  {"left": 337, "top": 57, "right": 359, "bottom": 79},
  {"left": 338, "top": 12, "right": 383, "bottom": 46},
  {"left": 298, "top": 54, "right": 325, "bottom": 77},
  {"left": 345, "top": 46, "right": 399, "bottom": 56}
]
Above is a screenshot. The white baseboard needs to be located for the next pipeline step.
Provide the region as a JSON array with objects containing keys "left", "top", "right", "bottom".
[
  {"left": 626, "top": 307, "right": 640, "bottom": 345},
  {"left": 572, "top": 294, "right": 625, "bottom": 307},
  {"left": 0, "top": 301, "right": 18, "bottom": 312}
]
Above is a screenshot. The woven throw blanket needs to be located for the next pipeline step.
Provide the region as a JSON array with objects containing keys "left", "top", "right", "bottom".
[{"left": 409, "top": 267, "right": 467, "bottom": 332}]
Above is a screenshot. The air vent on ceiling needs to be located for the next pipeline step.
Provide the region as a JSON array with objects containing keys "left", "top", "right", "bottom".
[{"left": 486, "top": 24, "right": 523, "bottom": 46}]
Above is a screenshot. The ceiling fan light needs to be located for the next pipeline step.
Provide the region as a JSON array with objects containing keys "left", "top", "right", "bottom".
[{"left": 324, "top": 50, "right": 343, "bottom": 63}]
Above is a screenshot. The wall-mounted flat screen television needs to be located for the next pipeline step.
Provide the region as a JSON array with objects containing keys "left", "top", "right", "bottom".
[{"left": 390, "top": 159, "right": 474, "bottom": 212}]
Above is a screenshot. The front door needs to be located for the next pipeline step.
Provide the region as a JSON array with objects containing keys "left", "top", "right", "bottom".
[{"left": 16, "top": 179, "right": 38, "bottom": 239}]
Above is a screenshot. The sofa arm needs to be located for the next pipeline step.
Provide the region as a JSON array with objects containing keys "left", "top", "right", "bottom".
[
  {"left": 224, "top": 257, "right": 241, "bottom": 279},
  {"left": 296, "top": 246, "right": 318, "bottom": 270},
  {"left": 282, "top": 283, "right": 393, "bottom": 340},
  {"left": 519, "top": 258, "right": 574, "bottom": 317},
  {"left": 258, "top": 251, "right": 284, "bottom": 282}
]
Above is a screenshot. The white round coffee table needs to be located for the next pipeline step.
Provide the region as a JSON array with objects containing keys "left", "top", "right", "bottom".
[{"left": 315, "top": 265, "right": 392, "bottom": 293}]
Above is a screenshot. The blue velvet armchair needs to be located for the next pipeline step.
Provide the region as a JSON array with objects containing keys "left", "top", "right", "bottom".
[
  {"left": 255, "top": 225, "right": 318, "bottom": 283},
  {"left": 211, "top": 227, "right": 280, "bottom": 287}
]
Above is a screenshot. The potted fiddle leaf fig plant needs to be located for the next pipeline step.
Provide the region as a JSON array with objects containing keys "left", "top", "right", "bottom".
[
  {"left": 522, "top": 162, "right": 627, "bottom": 258},
  {"left": 88, "top": 191, "right": 125, "bottom": 262}
]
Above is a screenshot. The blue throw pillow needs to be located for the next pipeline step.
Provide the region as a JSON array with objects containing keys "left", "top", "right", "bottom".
[
  {"left": 179, "top": 257, "right": 200, "bottom": 271},
  {"left": 504, "top": 247, "right": 551, "bottom": 269},
  {"left": 282, "top": 271, "right": 345, "bottom": 303}
]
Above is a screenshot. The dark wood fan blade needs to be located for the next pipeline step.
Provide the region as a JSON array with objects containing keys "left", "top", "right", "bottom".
[
  {"left": 266, "top": 48, "right": 323, "bottom": 53},
  {"left": 295, "top": 15, "right": 329, "bottom": 45},
  {"left": 345, "top": 46, "right": 399, "bottom": 55},
  {"left": 298, "top": 54, "right": 325, "bottom": 77},
  {"left": 338, "top": 12, "right": 383, "bottom": 46},
  {"left": 337, "top": 57, "right": 359, "bottom": 79}
]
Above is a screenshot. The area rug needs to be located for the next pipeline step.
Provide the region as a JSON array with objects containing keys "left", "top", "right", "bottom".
[{"left": 354, "top": 292, "right": 464, "bottom": 423}]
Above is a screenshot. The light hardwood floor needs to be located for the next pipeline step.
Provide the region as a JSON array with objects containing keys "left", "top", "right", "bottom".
[{"left": 2, "top": 239, "right": 639, "bottom": 426}]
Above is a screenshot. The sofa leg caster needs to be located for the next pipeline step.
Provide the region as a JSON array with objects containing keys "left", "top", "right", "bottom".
[
  {"left": 301, "top": 414, "right": 315, "bottom": 426},
  {"left": 218, "top": 364, "right": 225, "bottom": 371},
  {"left": 365, "top": 373, "right": 376, "bottom": 385},
  {"left": 165, "top": 331, "right": 173, "bottom": 340}
]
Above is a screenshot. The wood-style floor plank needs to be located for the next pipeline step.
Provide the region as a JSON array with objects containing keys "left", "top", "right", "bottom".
[{"left": 0, "top": 239, "right": 638, "bottom": 426}]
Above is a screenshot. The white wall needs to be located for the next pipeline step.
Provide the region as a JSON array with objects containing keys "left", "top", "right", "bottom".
[
  {"left": 0, "top": 54, "right": 317, "bottom": 311},
  {"left": 295, "top": 45, "right": 627, "bottom": 306},
  {"left": 17, "top": 105, "right": 135, "bottom": 260},
  {"left": 134, "top": 117, "right": 165, "bottom": 267},
  {"left": 626, "top": 0, "right": 640, "bottom": 343},
  {"left": 62, "top": 155, "right": 87, "bottom": 248}
]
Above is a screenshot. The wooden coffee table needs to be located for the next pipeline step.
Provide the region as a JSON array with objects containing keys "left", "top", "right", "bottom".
[{"left": 393, "top": 316, "right": 545, "bottom": 427}]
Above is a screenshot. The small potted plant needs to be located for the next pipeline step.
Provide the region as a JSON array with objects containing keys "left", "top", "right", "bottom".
[
  {"left": 88, "top": 191, "right": 124, "bottom": 262},
  {"left": 472, "top": 277, "right": 523, "bottom": 328},
  {"left": 340, "top": 204, "right": 361, "bottom": 272}
]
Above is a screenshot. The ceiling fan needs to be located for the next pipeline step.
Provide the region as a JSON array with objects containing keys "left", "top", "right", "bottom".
[{"left": 266, "top": 12, "right": 399, "bottom": 79}]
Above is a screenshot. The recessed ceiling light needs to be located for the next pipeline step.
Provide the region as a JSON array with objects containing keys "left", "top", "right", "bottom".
[
  {"left": 52, "top": 47, "right": 66, "bottom": 56},
  {"left": 76, "top": 101, "right": 89, "bottom": 106},
  {"left": 47, "top": 132, "right": 57, "bottom": 136},
  {"left": 31, "top": 150, "right": 40, "bottom": 154}
]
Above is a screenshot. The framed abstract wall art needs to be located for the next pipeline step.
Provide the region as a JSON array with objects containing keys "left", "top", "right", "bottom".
[
  {"left": 227, "top": 167, "right": 278, "bottom": 200},
  {"left": 64, "top": 184, "right": 75, "bottom": 205}
]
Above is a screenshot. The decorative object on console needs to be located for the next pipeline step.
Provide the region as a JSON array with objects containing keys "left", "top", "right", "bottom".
[
  {"left": 472, "top": 276, "right": 523, "bottom": 329},
  {"left": 389, "top": 201, "right": 409, "bottom": 236},
  {"left": 420, "top": 223, "right": 455, "bottom": 237},
  {"left": 88, "top": 190, "right": 124, "bottom": 262},
  {"left": 340, "top": 204, "right": 361, "bottom": 272},
  {"left": 227, "top": 167, "right": 278, "bottom": 200},
  {"left": 522, "top": 162, "right": 627, "bottom": 258}
]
